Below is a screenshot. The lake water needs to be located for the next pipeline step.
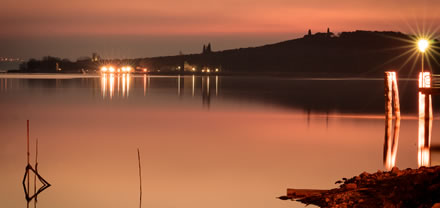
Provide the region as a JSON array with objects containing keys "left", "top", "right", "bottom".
[{"left": 0, "top": 74, "right": 439, "bottom": 208}]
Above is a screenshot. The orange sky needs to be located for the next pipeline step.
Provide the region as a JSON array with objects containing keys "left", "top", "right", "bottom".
[{"left": 1, "top": 0, "right": 439, "bottom": 59}]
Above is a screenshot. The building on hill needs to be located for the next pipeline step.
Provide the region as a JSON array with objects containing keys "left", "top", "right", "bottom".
[
  {"left": 92, "top": 53, "right": 100, "bottom": 62},
  {"left": 202, "top": 43, "right": 212, "bottom": 54},
  {"left": 304, "top": 28, "right": 334, "bottom": 38}
]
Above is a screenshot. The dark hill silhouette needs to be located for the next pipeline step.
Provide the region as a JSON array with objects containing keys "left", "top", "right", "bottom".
[
  {"left": 17, "top": 30, "right": 440, "bottom": 77},
  {"left": 134, "top": 30, "right": 439, "bottom": 77}
]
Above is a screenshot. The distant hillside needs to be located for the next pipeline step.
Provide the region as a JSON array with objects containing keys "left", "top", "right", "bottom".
[
  {"left": 134, "top": 30, "right": 440, "bottom": 77},
  {"left": 17, "top": 30, "right": 440, "bottom": 77}
]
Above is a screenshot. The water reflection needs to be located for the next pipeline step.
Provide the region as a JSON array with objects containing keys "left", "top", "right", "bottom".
[
  {"left": 1, "top": 78, "right": 7, "bottom": 92},
  {"left": 98, "top": 75, "right": 220, "bottom": 103},
  {"left": 202, "top": 76, "right": 211, "bottom": 107},
  {"left": 418, "top": 91, "right": 432, "bottom": 167},
  {"left": 110, "top": 74, "right": 115, "bottom": 98},
  {"left": 384, "top": 117, "right": 400, "bottom": 170},
  {"left": 101, "top": 74, "right": 131, "bottom": 99},
  {"left": 216, "top": 76, "right": 219, "bottom": 96},
  {"left": 192, "top": 75, "right": 195, "bottom": 97},
  {"left": 178, "top": 75, "right": 182, "bottom": 96},
  {"left": 143, "top": 75, "right": 147, "bottom": 96},
  {"left": 417, "top": 72, "right": 433, "bottom": 167},
  {"left": 3, "top": 75, "right": 440, "bottom": 208}
]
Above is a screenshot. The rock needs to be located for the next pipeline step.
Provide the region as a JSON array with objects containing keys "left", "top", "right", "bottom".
[
  {"left": 345, "top": 183, "right": 357, "bottom": 190},
  {"left": 278, "top": 196, "right": 290, "bottom": 200},
  {"left": 282, "top": 166, "right": 440, "bottom": 208},
  {"left": 391, "top": 167, "right": 400, "bottom": 174},
  {"left": 360, "top": 172, "right": 369, "bottom": 177}
]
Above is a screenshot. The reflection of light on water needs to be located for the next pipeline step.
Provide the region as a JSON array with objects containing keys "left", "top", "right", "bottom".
[
  {"left": 418, "top": 72, "right": 432, "bottom": 167},
  {"left": 143, "top": 75, "right": 147, "bottom": 96},
  {"left": 216, "top": 76, "right": 218, "bottom": 96},
  {"left": 127, "top": 74, "right": 130, "bottom": 97},
  {"left": 109, "top": 74, "right": 114, "bottom": 99},
  {"left": 178, "top": 75, "right": 181, "bottom": 96},
  {"left": 117, "top": 75, "right": 120, "bottom": 94},
  {"left": 418, "top": 92, "right": 432, "bottom": 167},
  {"left": 192, "top": 75, "right": 195, "bottom": 97},
  {"left": 122, "top": 74, "right": 126, "bottom": 97},
  {"left": 207, "top": 76, "right": 210, "bottom": 94},
  {"left": 100, "top": 74, "right": 130, "bottom": 99},
  {"left": 384, "top": 117, "right": 400, "bottom": 170},
  {"left": 101, "top": 75, "right": 107, "bottom": 98}
]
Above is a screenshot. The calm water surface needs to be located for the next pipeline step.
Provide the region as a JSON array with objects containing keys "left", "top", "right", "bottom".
[{"left": 0, "top": 74, "right": 439, "bottom": 208}]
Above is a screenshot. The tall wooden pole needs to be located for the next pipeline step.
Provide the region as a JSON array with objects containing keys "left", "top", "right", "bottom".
[
  {"left": 391, "top": 72, "right": 400, "bottom": 119},
  {"left": 384, "top": 72, "right": 393, "bottom": 119}
]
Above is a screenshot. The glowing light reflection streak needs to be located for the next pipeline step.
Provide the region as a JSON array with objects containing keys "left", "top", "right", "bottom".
[
  {"left": 192, "top": 75, "right": 195, "bottom": 97},
  {"left": 177, "top": 75, "right": 181, "bottom": 96},
  {"left": 143, "top": 75, "right": 147, "bottom": 96},
  {"left": 101, "top": 75, "right": 107, "bottom": 98},
  {"left": 127, "top": 74, "right": 130, "bottom": 97},
  {"left": 109, "top": 74, "right": 114, "bottom": 99},
  {"left": 100, "top": 73, "right": 130, "bottom": 99},
  {"left": 122, "top": 74, "right": 126, "bottom": 97},
  {"left": 215, "top": 75, "right": 218, "bottom": 96},
  {"left": 418, "top": 72, "right": 432, "bottom": 167}
]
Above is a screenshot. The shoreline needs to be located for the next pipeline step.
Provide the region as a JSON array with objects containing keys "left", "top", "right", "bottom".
[
  {"left": 279, "top": 166, "right": 440, "bottom": 208},
  {"left": 0, "top": 71, "right": 419, "bottom": 81}
]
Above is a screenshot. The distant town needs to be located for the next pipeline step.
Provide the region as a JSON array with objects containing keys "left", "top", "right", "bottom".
[{"left": 0, "top": 57, "right": 24, "bottom": 62}]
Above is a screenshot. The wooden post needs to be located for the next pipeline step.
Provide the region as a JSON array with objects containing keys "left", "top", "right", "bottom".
[
  {"left": 391, "top": 72, "right": 400, "bottom": 119},
  {"left": 384, "top": 72, "right": 401, "bottom": 170},
  {"left": 384, "top": 72, "right": 393, "bottom": 119}
]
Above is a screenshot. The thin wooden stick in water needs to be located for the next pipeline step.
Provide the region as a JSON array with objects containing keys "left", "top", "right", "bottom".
[
  {"left": 26, "top": 120, "right": 30, "bottom": 197},
  {"left": 27, "top": 120, "right": 30, "bottom": 164},
  {"left": 138, "top": 148, "right": 142, "bottom": 208},
  {"left": 34, "top": 139, "right": 39, "bottom": 206}
]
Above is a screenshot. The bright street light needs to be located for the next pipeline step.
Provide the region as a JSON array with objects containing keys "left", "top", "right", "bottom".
[
  {"left": 417, "top": 38, "right": 430, "bottom": 87},
  {"left": 418, "top": 39, "right": 429, "bottom": 53}
]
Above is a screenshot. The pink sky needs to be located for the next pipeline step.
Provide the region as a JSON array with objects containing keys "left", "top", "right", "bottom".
[{"left": 1, "top": 0, "right": 439, "bottom": 59}]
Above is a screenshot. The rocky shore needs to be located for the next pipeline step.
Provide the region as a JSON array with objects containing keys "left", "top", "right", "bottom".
[{"left": 279, "top": 166, "right": 440, "bottom": 208}]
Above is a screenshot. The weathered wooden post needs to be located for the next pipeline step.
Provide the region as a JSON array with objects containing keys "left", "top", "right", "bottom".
[{"left": 384, "top": 71, "right": 401, "bottom": 170}]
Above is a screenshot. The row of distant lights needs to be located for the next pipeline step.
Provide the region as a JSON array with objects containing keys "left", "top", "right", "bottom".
[
  {"left": 101, "top": 66, "right": 132, "bottom": 73},
  {"left": 201, "top": 68, "right": 219, "bottom": 73},
  {"left": 177, "top": 66, "right": 220, "bottom": 73}
]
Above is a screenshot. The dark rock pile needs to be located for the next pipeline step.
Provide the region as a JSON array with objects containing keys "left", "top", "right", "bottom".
[{"left": 280, "top": 166, "right": 440, "bottom": 208}]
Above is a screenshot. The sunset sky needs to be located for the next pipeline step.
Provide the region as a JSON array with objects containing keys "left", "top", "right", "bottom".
[{"left": 1, "top": 0, "right": 439, "bottom": 60}]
